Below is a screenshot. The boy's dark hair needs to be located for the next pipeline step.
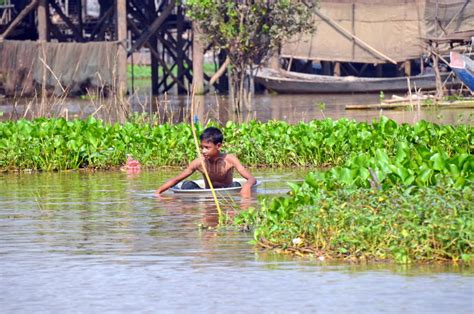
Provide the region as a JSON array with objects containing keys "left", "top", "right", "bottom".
[{"left": 200, "top": 127, "right": 223, "bottom": 144}]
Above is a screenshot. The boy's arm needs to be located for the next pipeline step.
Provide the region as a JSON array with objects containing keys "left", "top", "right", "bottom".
[
  {"left": 155, "top": 160, "right": 198, "bottom": 195},
  {"left": 228, "top": 155, "right": 256, "bottom": 198}
]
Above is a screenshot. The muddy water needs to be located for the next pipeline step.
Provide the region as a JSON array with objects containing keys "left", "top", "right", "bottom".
[
  {"left": 1, "top": 93, "right": 473, "bottom": 125},
  {"left": 1, "top": 170, "right": 472, "bottom": 313},
  {"left": 187, "top": 94, "right": 474, "bottom": 125}
]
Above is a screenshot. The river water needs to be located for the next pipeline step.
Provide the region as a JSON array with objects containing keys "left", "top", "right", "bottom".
[
  {"left": 1, "top": 169, "right": 472, "bottom": 313},
  {"left": 1, "top": 93, "right": 473, "bottom": 125}
]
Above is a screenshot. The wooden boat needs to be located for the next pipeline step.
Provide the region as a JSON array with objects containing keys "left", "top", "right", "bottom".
[
  {"left": 170, "top": 178, "right": 261, "bottom": 194},
  {"left": 450, "top": 51, "right": 474, "bottom": 92},
  {"left": 254, "top": 68, "right": 449, "bottom": 94}
]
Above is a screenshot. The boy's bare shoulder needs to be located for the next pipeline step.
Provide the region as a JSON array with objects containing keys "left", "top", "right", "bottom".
[
  {"left": 224, "top": 153, "right": 242, "bottom": 164},
  {"left": 187, "top": 157, "right": 203, "bottom": 169}
]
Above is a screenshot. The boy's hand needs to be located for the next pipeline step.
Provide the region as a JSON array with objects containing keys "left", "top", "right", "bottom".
[
  {"left": 240, "top": 185, "right": 252, "bottom": 198},
  {"left": 154, "top": 191, "right": 174, "bottom": 200}
]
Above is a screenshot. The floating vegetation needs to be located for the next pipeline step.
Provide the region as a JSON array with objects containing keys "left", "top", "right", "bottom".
[
  {"left": 235, "top": 184, "right": 473, "bottom": 263},
  {"left": 0, "top": 116, "right": 471, "bottom": 171},
  {"left": 232, "top": 117, "right": 472, "bottom": 263}
]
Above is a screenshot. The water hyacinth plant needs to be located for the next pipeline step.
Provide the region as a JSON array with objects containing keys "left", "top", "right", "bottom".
[
  {"left": 0, "top": 116, "right": 471, "bottom": 171},
  {"left": 236, "top": 184, "right": 472, "bottom": 263},
  {"left": 230, "top": 118, "right": 472, "bottom": 263}
]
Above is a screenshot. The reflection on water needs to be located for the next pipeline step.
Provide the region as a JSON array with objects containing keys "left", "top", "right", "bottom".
[
  {"left": 1, "top": 93, "right": 473, "bottom": 125},
  {"left": 0, "top": 170, "right": 472, "bottom": 313}
]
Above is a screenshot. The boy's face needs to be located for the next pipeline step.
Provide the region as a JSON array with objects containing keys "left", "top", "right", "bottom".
[{"left": 201, "top": 140, "right": 221, "bottom": 160}]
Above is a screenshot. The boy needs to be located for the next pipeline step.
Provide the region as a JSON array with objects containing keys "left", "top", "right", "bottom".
[{"left": 156, "top": 127, "right": 256, "bottom": 198}]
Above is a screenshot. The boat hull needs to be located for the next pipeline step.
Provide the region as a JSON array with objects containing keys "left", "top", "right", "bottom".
[
  {"left": 170, "top": 178, "right": 260, "bottom": 194},
  {"left": 255, "top": 68, "right": 450, "bottom": 94}
]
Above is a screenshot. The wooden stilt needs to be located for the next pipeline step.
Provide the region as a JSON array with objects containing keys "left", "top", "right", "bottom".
[
  {"left": 146, "top": 0, "right": 159, "bottom": 95},
  {"left": 430, "top": 44, "right": 444, "bottom": 99},
  {"left": 192, "top": 22, "right": 204, "bottom": 94},
  {"left": 78, "top": 0, "right": 84, "bottom": 39},
  {"left": 334, "top": 62, "right": 341, "bottom": 77},
  {"left": 404, "top": 60, "right": 411, "bottom": 77},
  {"left": 38, "top": 0, "right": 48, "bottom": 41},
  {"left": 150, "top": 34, "right": 159, "bottom": 95},
  {"left": 162, "top": 39, "right": 168, "bottom": 92},
  {"left": 116, "top": 0, "right": 127, "bottom": 96}
]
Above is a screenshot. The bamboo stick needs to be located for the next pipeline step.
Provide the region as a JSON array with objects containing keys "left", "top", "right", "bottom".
[{"left": 190, "top": 88, "right": 223, "bottom": 221}]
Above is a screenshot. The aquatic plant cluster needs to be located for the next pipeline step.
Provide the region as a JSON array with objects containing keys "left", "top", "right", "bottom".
[
  {"left": 0, "top": 117, "right": 471, "bottom": 172},
  {"left": 0, "top": 118, "right": 196, "bottom": 170},
  {"left": 230, "top": 118, "right": 473, "bottom": 263},
  {"left": 236, "top": 182, "right": 472, "bottom": 263}
]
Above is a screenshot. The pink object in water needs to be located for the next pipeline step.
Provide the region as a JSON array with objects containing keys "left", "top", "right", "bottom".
[
  {"left": 122, "top": 155, "right": 141, "bottom": 172},
  {"left": 126, "top": 156, "right": 141, "bottom": 168}
]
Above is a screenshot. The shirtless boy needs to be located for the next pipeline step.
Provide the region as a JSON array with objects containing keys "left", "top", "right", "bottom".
[{"left": 156, "top": 127, "right": 257, "bottom": 198}]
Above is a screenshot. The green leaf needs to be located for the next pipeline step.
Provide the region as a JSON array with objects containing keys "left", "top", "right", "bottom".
[
  {"left": 430, "top": 153, "right": 446, "bottom": 171},
  {"left": 417, "top": 168, "right": 433, "bottom": 185}
]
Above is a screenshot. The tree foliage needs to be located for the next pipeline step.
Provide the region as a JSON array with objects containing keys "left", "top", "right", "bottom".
[
  {"left": 187, "top": 0, "right": 318, "bottom": 68},
  {"left": 186, "top": 0, "right": 319, "bottom": 110}
]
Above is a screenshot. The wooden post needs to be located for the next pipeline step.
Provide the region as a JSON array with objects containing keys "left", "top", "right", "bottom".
[
  {"left": 430, "top": 44, "right": 444, "bottom": 99},
  {"left": 192, "top": 21, "right": 204, "bottom": 94},
  {"left": 404, "top": 60, "right": 411, "bottom": 77},
  {"left": 78, "top": 0, "right": 84, "bottom": 39},
  {"left": 147, "top": 0, "right": 159, "bottom": 95},
  {"left": 82, "top": 0, "right": 88, "bottom": 18},
  {"left": 150, "top": 34, "right": 159, "bottom": 95},
  {"left": 37, "top": 0, "right": 48, "bottom": 41},
  {"left": 116, "top": 0, "right": 127, "bottom": 96},
  {"left": 334, "top": 62, "right": 341, "bottom": 77}
]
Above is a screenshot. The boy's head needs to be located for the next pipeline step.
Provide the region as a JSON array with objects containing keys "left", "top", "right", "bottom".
[
  {"left": 199, "top": 127, "right": 223, "bottom": 145},
  {"left": 199, "top": 127, "right": 223, "bottom": 160}
]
